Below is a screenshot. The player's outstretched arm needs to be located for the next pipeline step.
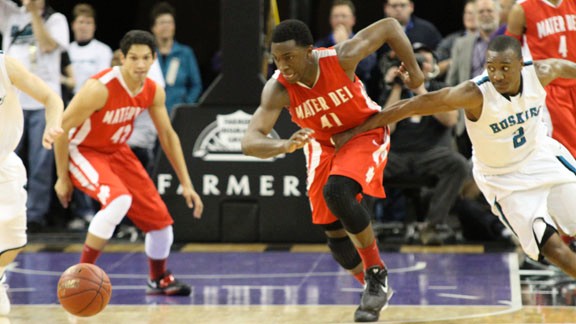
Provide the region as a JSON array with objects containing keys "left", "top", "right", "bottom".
[
  {"left": 337, "top": 18, "right": 423, "bottom": 88},
  {"left": 5, "top": 55, "right": 64, "bottom": 150},
  {"left": 535, "top": 58, "right": 576, "bottom": 87},
  {"left": 149, "top": 85, "right": 203, "bottom": 218},
  {"left": 331, "top": 81, "right": 482, "bottom": 148},
  {"left": 242, "top": 79, "right": 313, "bottom": 159}
]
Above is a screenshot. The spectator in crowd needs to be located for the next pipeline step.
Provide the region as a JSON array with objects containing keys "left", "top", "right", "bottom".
[
  {"left": 447, "top": 0, "right": 500, "bottom": 159},
  {"left": 150, "top": 2, "right": 203, "bottom": 115},
  {"left": 315, "top": 0, "right": 376, "bottom": 84},
  {"left": 68, "top": 3, "right": 113, "bottom": 94},
  {"left": 447, "top": 0, "right": 500, "bottom": 87},
  {"left": 493, "top": 0, "right": 516, "bottom": 37},
  {"left": 380, "top": 43, "right": 467, "bottom": 244},
  {"left": 435, "top": 0, "right": 477, "bottom": 78},
  {"left": 383, "top": 0, "right": 443, "bottom": 50},
  {"left": 0, "top": 0, "right": 69, "bottom": 231},
  {"left": 375, "top": 0, "right": 443, "bottom": 104}
]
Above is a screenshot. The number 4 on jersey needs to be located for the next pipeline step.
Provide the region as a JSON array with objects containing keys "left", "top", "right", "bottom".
[
  {"left": 320, "top": 113, "right": 343, "bottom": 129},
  {"left": 559, "top": 35, "right": 568, "bottom": 58}
]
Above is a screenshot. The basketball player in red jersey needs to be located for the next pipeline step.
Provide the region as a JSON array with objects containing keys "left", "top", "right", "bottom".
[
  {"left": 507, "top": 0, "right": 576, "bottom": 157},
  {"left": 53, "top": 30, "right": 203, "bottom": 296},
  {"left": 242, "top": 19, "right": 423, "bottom": 322}
]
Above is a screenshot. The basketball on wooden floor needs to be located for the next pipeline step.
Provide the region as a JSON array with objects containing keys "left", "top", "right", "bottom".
[{"left": 57, "top": 263, "right": 112, "bottom": 317}]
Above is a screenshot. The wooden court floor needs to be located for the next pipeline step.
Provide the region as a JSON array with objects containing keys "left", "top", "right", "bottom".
[
  {"left": 2, "top": 243, "right": 575, "bottom": 324},
  {"left": 4, "top": 305, "right": 576, "bottom": 323}
]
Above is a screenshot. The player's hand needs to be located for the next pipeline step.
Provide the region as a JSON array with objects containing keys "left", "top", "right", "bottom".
[
  {"left": 182, "top": 185, "right": 204, "bottom": 218},
  {"left": 330, "top": 129, "right": 355, "bottom": 151},
  {"left": 398, "top": 62, "right": 425, "bottom": 90},
  {"left": 23, "top": 0, "right": 41, "bottom": 14},
  {"left": 333, "top": 24, "right": 349, "bottom": 44},
  {"left": 55, "top": 176, "right": 73, "bottom": 208},
  {"left": 284, "top": 128, "right": 314, "bottom": 153},
  {"left": 42, "top": 126, "right": 64, "bottom": 150}
]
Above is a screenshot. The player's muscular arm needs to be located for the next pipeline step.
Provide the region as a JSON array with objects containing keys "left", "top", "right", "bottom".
[
  {"left": 149, "top": 85, "right": 203, "bottom": 217},
  {"left": 242, "top": 79, "right": 312, "bottom": 159},
  {"left": 506, "top": 4, "right": 526, "bottom": 39},
  {"left": 53, "top": 80, "right": 107, "bottom": 207},
  {"left": 336, "top": 18, "right": 423, "bottom": 87},
  {"left": 535, "top": 59, "right": 576, "bottom": 86},
  {"left": 332, "top": 81, "right": 483, "bottom": 148},
  {"left": 411, "top": 83, "right": 458, "bottom": 127}
]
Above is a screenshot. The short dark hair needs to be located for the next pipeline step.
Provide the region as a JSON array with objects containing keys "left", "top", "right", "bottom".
[
  {"left": 332, "top": 0, "right": 356, "bottom": 15},
  {"left": 119, "top": 30, "right": 157, "bottom": 56},
  {"left": 150, "top": 2, "right": 176, "bottom": 26},
  {"left": 271, "top": 19, "right": 313, "bottom": 47},
  {"left": 487, "top": 35, "right": 522, "bottom": 59}
]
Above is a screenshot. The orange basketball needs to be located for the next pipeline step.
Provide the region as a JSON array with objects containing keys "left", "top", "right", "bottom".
[{"left": 57, "top": 263, "right": 112, "bottom": 317}]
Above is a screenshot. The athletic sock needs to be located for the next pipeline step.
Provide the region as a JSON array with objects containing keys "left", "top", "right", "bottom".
[
  {"left": 148, "top": 258, "right": 167, "bottom": 281},
  {"left": 353, "top": 271, "right": 365, "bottom": 285},
  {"left": 80, "top": 244, "right": 102, "bottom": 264},
  {"left": 357, "top": 240, "right": 385, "bottom": 270}
]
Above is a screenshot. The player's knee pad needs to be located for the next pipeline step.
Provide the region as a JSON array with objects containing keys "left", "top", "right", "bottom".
[
  {"left": 322, "top": 176, "right": 369, "bottom": 234},
  {"left": 145, "top": 225, "right": 174, "bottom": 259},
  {"left": 88, "top": 195, "right": 132, "bottom": 240},
  {"left": 0, "top": 212, "right": 26, "bottom": 254},
  {"left": 533, "top": 217, "right": 558, "bottom": 260},
  {"left": 327, "top": 236, "right": 361, "bottom": 270}
]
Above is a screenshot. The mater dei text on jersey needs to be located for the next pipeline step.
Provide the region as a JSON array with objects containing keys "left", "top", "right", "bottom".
[
  {"left": 293, "top": 85, "right": 354, "bottom": 120},
  {"left": 102, "top": 106, "right": 144, "bottom": 125}
]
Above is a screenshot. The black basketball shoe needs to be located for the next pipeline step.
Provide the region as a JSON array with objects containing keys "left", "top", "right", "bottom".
[
  {"left": 146, "top": 270, "right": 192, "bottom": 296},
  {"left": 354, "top": 266, "right": 393, "bottom": 322}
]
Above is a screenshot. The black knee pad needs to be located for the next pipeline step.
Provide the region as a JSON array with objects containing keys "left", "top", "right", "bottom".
[
  {"left": 536, "top": 221, "right": 558, "bottom": 262},
  {"left": 320, "top": 220, "right": 344, "bottom": 232},
  {"left": 327, "top": 236, "right": 362, "bottom": 270},
  {"left": 323, "top": 175, "right": 371, "bottom": 234}
]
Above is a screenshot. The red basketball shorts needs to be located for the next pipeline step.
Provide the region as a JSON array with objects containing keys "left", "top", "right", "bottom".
[
  {"left": 545, "top": 84, "right": 576, "bottom": 158},
  {"left": 68, "top": 144, "right": 173, "bottom": 232},
  {"left": 303, "top": 128, "right": 389, "bottom": 225}
]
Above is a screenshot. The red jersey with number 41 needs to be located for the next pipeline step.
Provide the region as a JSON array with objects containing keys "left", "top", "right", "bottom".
[
  {"left": 69, "top": 66, "right": 157, "bottom": 153},
  {"left": 520, "top": 0, "right": 576, "bottom": 86},
  {"left": 273, "top": 48, "right": 381, "bottom": 146}
]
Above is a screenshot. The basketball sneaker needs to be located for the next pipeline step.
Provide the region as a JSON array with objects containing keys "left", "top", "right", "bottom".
[
  {"left": 0, "top": 275, "right": 10, "bottom": 315},
  {"left": 146, "top": 271, "right": 191, "bottom": 296},
  {"left": 354, "top": 267, "right": 393, "bottom": 322}
]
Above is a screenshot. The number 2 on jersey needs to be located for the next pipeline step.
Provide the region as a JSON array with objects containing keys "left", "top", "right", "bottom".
[
  {"left": 513, "top": 126, "right": 526, "bottom": 148},
  {"left": 111, "top": 124, "right": 132, "bottom": 144}
]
